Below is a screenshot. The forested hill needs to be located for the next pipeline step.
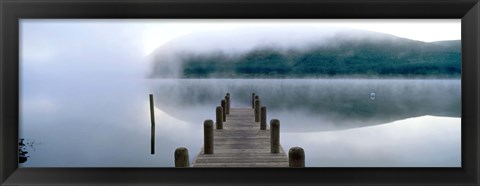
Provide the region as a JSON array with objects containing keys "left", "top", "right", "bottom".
[{"left": 149, "top": 28, "right": 461, "bottom": 78}]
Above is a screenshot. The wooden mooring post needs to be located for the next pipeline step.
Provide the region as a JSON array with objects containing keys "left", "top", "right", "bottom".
[
  {"left": 251, "top": 93, "right": 255, "bottom": 108},
  {"left": 174, "top": 147, "right": 190, "bottom": 167},
  {"left": 221, "top": 99, "right": 226, "bottom": 122},
  {"left": 288, "top": 147, "right": 305, "bottom": 167},
  {"left": 226, "top": 93, "right": 230, "bottom": 115},
  {"left": 204, "top": 120, "right": 214, "bottom": 154},
  {"left": 254, "top": 99, "right": 260, "bottom": 122},
  {"left": 260, "top": 106, "right": 267, "bottom": 130},
  {"left": 216, "top": 106, "right": 223, "bottom": 129},
  {"left": 270, "top": 119, "right": 280, "bottom": 153},
  {"left": 149, "top": 94, "right": 155, "bottom": 155}
]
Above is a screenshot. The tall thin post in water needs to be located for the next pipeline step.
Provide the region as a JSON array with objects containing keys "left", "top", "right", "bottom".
[
  {"left": 270, "top": 119, "right": 280, "bottom": 153},
  {"left": 149, "top": 94, "right": 155, "bottom": 155},
  {"left": 204, "top": 120, "right": 214, "bottom": 154},
  {"left": 260, "top": 106, "right": 267, "bottom": 130},
  {"left": 254, "top": 99, "right": 260, "bottom": 122},
  {"left": 216, "top": 106, "right": 223, "bottom": 129}
]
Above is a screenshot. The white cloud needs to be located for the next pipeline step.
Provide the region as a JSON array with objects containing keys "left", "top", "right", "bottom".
[{"left": 140, "top": 19, "right": 460, "bottom": 55}]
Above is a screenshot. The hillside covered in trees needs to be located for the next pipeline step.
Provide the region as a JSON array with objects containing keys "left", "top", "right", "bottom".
[{"left": 149, "top": 28, "right": 461, "bottom": 78}]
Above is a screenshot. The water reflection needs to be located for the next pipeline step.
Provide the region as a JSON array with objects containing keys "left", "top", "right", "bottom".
[
  {"left": 282, "top": 116, "right": 460, "bottom": 167},
  {"left": 151, "top": 79, "right": 460, "bottom": 131}
]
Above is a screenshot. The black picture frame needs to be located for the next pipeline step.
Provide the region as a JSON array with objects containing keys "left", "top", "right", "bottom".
[{"left": 1, "top": 0, "right": 479, "bottom": 185}]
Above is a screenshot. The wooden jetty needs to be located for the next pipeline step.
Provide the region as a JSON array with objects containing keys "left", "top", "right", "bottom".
[
  {"left": 192, "top": 108, "right": 288, "bottom": 167},
  {"left": 172, "top": 93, "right": 305, "bottom": 168}
]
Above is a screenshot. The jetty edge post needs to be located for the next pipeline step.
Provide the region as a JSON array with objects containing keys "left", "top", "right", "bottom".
[
  {"left": 260, "top": 106, "right": 267, "bottom": 130},
  {"left": 225, "top": 95, "right": 230, "bottom": 115},
  {"left": 216, "top": 106, "right": 223, "bottom": 129},
  {"left": 289, "top": 147, "right": 305, "bottom": 167},
  {"left": 270, "top": 119, "right": 280, "bottom": 153},
  {"left": 252, "top": 93, "right": 255, "bottom": 108},
  {"left": 221, "top": 99, "right": 227, "bottom": 122},
  {"left": 149, "top": 94, "right": 155, "bottom": 155},
  {"left": 174, "top": 147, "right": 190, "bottom": 167},
  {"left": 254, "top": 99, "right": 260, "bottom": 122},
  {"left": 204, "top": 120, "right": 214, "bottom": 154},
  {"left": 226, "top": 93, "right": 230, "bottom": 115}
]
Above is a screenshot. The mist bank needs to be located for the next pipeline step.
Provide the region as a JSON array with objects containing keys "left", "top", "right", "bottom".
[
  {"left": 150, "top": 79, "right": 460, "bottom": 131},
  {"left": 149, "top": 27, "right": 460, "bottom": 78}
]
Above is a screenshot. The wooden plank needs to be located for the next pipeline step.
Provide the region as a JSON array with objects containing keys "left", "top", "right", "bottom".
[
  {"left": 214, "top": 133, "right": 269, "bottom": 137},
  {"left": 213, "top": 147, "right": 272, "bottom": 150},
  {"left": 195, "top": 156, "right": 287, "bottom": 160},
  {"left": 212, "top": 143, "right": 271, "bottom": 146},
  {"left": 195, "top": 159, "right": 288, "bottom": 164},
  {"left": 201, "top": 149, "right": 279, "bottom": 154},
  {"left": 195, "top": 154, "right": 287, "bottom": 158},
  {"left": 192, "top": 162, "right": 289, "bottom": 167},
  {"left": 214, "top": 137, "right": 270, "bottom": 139},
  {"left": 197, "top": 146, "right": 287, "bottom": 154}
]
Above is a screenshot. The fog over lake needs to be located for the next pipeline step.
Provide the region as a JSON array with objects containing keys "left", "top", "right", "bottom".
[
  {"left": 151, "top": 79, "right": 460, "bottom": 131},
  {"left": 19, "top": 20, "right": 461, "bottom": 167}
]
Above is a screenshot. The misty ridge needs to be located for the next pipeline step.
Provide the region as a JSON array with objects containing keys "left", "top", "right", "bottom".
[{"left": 148, "top": 27, "right": 461, "bottom": 78}]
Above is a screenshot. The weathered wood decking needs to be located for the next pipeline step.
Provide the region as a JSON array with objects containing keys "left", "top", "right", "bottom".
[{"left": 191, "top": 108, "right": 289, "bottom": 167}]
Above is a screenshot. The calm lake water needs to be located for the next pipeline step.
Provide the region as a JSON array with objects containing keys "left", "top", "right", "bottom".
[{"left": 19, "top": 78, "right": 461, "bottom": 167}]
